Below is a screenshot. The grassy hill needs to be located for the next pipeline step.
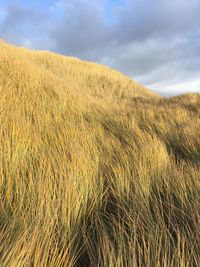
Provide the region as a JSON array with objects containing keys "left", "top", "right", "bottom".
[{"left": 0, "top": 40, "right": 199, "bottom": 267}]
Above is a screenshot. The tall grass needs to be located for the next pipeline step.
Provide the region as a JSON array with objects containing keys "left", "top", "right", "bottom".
[{"left": 0, "top": 41, "right": 199, "bottom": 266}]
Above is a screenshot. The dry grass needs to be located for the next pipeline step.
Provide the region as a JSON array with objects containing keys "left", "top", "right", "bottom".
[{"left": 0, "top": 40, "right": 199, "bottom": 267}]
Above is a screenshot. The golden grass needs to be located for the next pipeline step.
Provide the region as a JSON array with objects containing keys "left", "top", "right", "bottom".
[{"left": 0, "top": 40, "right": 199, "bottom": 266}]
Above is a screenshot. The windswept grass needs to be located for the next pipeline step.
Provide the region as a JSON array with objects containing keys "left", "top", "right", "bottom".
[{"left": 0, "top": 40, "right": 199, "bottom": 266}]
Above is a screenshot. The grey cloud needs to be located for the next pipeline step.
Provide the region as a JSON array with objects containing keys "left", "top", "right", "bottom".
[
  {"left": 0, "top": 3, "right": 53, "bottom": 49},
  {"left": 1, "top": 4, "right": 39, "bottom": 43},
  {"left": 50, "top": 0, "right": 113, "bottom": 58},
  {"left": 114, "top": 0, "right": 200, "bottom": 42}
]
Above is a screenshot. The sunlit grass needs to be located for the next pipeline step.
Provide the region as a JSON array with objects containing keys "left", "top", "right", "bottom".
[{"left": 0, "top": 40, "right": 199, "bottom": 266}]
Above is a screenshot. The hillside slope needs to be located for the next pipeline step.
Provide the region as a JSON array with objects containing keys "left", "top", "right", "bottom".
[
  {"left": 0, "top": 39, "right": 158, "bottom": 101},
  {"left": 0, "top": 41, "right": 199, "bottom": 267}
]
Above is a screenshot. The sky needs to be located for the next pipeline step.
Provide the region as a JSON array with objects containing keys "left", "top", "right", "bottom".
[{"left": 0, "top": 0, "right": 200, "bottom": 96}]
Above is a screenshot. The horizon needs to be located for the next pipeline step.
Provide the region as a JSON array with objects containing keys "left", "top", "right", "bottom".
[{"left": 0, "top": 0, "right": 199, "bottom": 96}]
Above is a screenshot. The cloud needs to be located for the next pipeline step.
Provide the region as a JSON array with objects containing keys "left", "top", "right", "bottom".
[
  {"left": 115, "top": 0, "right": 200, "bottom": 42},
  {"left": 0, "top": 3, "right": 54, "bottom": 49},
  {"left": 0, "top": 0, "right": 199, "bottom": 95},
  {"left": 49, "top": 0, "right": 115, "bottom": 59}
]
